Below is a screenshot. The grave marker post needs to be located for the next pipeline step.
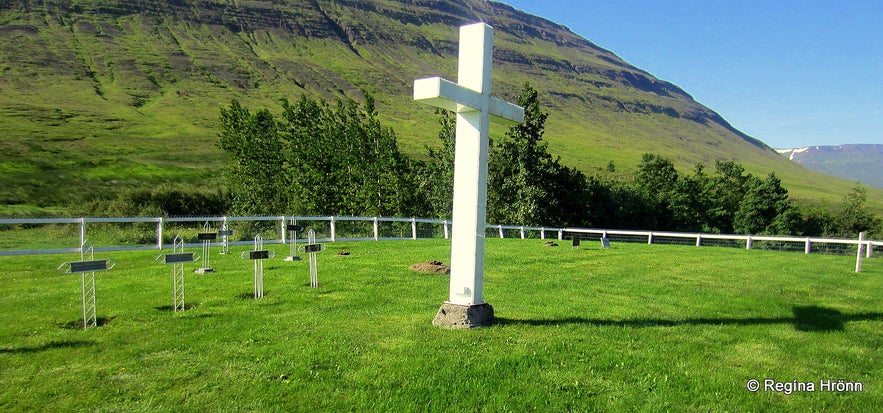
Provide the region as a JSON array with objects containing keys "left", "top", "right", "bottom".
[
  {"left": 240, "top": 234, "right": 274, "bottom": 298},
  {"left": 414, "top": 22, "right": 524, "bottom": 328},
  {"left": 155, "top": 235, "right": 196, "bottom": 312},
  {"left": 57, "top": 241, "right": 114, "bottom": 330},
  {"left": 285, "top": 221, "right": 304, "bottom": 261},
  {"left": 298, "top": 229, "right": 326, "bottom": 288},
  {"left": 195, "top": 222, "right": 217, "bottom": 274},
  {"left": 218, "top": 218, "right": 233, "bottom": 255}
]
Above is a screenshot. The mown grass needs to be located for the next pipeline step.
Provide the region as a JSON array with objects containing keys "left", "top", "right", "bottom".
[{"left": 1, "top": 239, "right": 880, "bottom": 411}]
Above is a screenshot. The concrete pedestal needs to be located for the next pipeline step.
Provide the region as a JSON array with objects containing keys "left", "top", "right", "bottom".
[{"left": 432, "top": 302, "right": 494, "bottom": 329}]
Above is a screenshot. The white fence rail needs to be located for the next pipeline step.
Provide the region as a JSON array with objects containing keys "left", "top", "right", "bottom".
[{"left": 0, "top": 216, "right": 878, "bottom": 258}]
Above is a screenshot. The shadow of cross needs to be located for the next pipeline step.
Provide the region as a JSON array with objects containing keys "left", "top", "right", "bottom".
[{"left": 495, "top": 306, "right": 883, "bottom": 332}]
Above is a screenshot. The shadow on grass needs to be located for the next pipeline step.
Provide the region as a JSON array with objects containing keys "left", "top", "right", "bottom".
[
  {"left": 0, "top": 339, "right": 95, "bottom": 354},
  {"left": 154, "top": 303, "right": 200, "bottom": 312},
  {"left": 496, "top": 306, "right": 883, "bottom": 332},
  {"left": 58, "top": 316, "right": 115, "bottom": 330},
  {"left": 238, "top": 291, "right": 269, "bottom": 300}
]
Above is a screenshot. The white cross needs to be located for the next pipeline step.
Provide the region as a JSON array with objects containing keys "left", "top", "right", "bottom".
[{"left": 413, "top": 23, "right": 524, "bottom": 306}]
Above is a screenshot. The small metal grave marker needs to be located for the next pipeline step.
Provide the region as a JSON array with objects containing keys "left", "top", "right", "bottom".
[
  {"left": 240, "top": 234, "right": 275, "bottom": 299},
  {"left": 57, "top": 241, "right": 115, "bottom": 330},
  {"left": 155, "top": 235, "right": 195, "bottom": 312},
  {"left": 195, "top": 222, "right": 216, "bottom": 274},
  {"left": 218, "top": 223, "right": 234, "bottom": 255},
  {"left": 571, "top": 236, "right": 581, "bottom": 249},
  {"left": 285, "top": 222, "right": 304, "bottom": 261},
  {"left": 297, "top": 229, "right": 326, "bottom": 288},
  {"left": 601, "top": 237, "right": 611, "bottom": 249}
]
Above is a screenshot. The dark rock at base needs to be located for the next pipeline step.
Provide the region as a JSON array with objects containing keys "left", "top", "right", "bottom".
[
  {"left": 432, "top": 302, "right": 494, "bottom": 329},
  {"left": 543, "top": 241, "right": 559, "bottom": 247}
]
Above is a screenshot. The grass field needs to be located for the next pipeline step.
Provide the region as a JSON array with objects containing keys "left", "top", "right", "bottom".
[{"left": 1, "top": 239, "right": 881, "bottom": 411}]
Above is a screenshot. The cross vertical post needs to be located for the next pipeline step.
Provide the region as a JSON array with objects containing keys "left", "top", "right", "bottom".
[{"left": 414, "top": 22, "right": 524, "bottom": 328}]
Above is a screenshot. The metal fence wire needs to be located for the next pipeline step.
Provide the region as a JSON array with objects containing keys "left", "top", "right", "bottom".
[{"left": 0, "top": 216, "right": 878, "bottom": 260}]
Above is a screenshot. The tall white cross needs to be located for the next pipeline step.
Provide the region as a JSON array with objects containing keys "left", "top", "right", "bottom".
[{"left": 413, "top": 23, "right": 524, "bottom": 309}]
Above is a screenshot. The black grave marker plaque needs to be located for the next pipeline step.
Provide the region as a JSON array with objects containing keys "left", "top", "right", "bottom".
[
  {"left": 304, "top": 244, "right": 323, "bottom": 254},
  {"left": 163, "top": 252, "right": 195, "bottom": 264},
  {"left": 249, "top": 250, "right": 271, "bottom": 260},
  {"left": 70, "top": 260, "right": 109, "bottom": 273}
]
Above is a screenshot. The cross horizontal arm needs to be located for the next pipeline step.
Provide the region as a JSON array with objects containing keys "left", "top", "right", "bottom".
[
  {"left": 489, "top": 97, "right": 524, "bottom": 125},
  {"left": 414, "top": 77, "right": 524, "bottom": 125}
]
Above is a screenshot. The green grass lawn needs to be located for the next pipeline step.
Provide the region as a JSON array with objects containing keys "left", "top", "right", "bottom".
[{"left": 1, "top": 239, "right": 881, "bottom": 411}]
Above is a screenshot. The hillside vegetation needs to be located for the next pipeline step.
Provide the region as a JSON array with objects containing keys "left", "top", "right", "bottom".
[{"left": 1, "top": 0, "right": 881, "bottom": 215}]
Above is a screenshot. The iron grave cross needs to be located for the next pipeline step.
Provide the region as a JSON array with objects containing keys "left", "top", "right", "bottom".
[{"left": 414, "top": 22, "right": 524, "bottom": 327}]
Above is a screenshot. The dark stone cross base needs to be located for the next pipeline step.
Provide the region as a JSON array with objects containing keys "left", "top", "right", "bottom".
[{"left": 432, "top": 302, "right": 495, "bottom": 329}]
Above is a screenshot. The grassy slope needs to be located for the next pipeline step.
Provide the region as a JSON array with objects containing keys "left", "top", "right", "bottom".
[
  {"left": 1, "top": 0, "right": 881, "bottom": 215},
  {"left": 1, "top": 239, "right": 881, "bottom": 411}
]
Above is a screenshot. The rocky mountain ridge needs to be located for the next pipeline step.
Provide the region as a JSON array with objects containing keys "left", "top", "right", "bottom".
[
  {"left": 1, "top": 0, "right": 878, "bottom": 212},
  {"left": 777, "top": 145, "right": 883, "bottom": 189}
]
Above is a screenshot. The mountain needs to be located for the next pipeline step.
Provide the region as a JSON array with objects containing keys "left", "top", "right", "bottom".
[
  {"left": 1, "top": 0, "right": 881, "bottom": 214},
  {"left": 777, "top": 145, "right": 883, "bottom": 189}
]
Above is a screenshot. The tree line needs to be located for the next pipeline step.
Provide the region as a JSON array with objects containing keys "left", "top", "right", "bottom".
[{"left": 215, "top": 84, "right": 881, "bottom": 238}]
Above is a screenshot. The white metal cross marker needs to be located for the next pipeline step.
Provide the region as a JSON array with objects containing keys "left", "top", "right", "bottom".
[{"left": 414, "top": 23, "right": 524, "bottom": 310}]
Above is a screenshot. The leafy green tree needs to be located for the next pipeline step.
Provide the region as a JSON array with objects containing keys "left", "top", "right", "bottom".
[
  {"left": 414, "top": 109, "right": 456, "bottom": 219},
  {"left": 218, "top": 100, "right": 286, "bottom": 215},
  {"left": 487, "top": 83, "right": 590, "bottom": 226},
  {"left": 669, "top": 163, "right": 712, "bottom": 232},
  {"left": 705, "top": 161, "right": 750, "bottom": 233},
  {"left": 220, "top": 95, "right": 416, "bottom": 218},
  {"left": 279, "top": 94, "right": 417, "bottom": 216},
  {"left": 634, "top": 153, "right": 679, "bottom": 229},
  {"left": 733, "top": 172, "right": 800, "bottom": 235},
  {"left": 832, "top": 184, "right": 882, "bottom": 237}
]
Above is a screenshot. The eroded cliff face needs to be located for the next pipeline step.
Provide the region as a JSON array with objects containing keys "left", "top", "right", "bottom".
[
  {"left": 1, "top": 0, "right": 718, "bottom": 119},
  {"left": 1, "top": 0, "right": 781, "bottom": 209}
]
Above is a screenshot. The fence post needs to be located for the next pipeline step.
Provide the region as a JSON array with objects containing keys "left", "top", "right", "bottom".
[
  {"left": 79, "top": 218, "right": 86, "bottom": 252},
  {"left": 498, "top": 225, "right": 504, "bottom": 239},
  {"left": 372, "top": 217, "right": 379, "bottom": 241},
  {"left": 520, "top": 226, "right": 525, "bottom": 239},
  {"left": 157, "top": 217, "right": 164, "bottom": 250},
  {"left": 330, "top": 216, "right": 336, "bottom": 242},
  {"left": 696, "top": 234, "right": 702, "bottom": 247},
  {"left": 443, "top": 220, "right": 450, "bottom": 239},
  {"left": 411, "top": 218, "right": 417, "bottom": 240},
  {"left": 804, "top": 238, "right": 812, "bottom": 254},
  {"left": 540, "top": 227, "right": 546, "bottom": 240},
  {"left": 648, "top": 232, "right": 653, "bottom": 245},
  {"left": 856, "top": 232, "right": 866, "bottom": 272},
  {"left": 558, "top": 230, "right": 563, "bottom": 241},
  {"left": 746, "top": 235, "right": 753, "bottom": 250},
  {"left": 280, "top": 216, "right": 286, "bottom": 244}
]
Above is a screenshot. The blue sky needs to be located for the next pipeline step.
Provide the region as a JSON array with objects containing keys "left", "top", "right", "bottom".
[{"left": 501, "top": 0, "right": 883, "bottom": 149}]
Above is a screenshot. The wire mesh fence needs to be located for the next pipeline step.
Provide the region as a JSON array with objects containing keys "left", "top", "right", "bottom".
[{"left": 0, "top": 216, "right": 878, "bottom": 261}]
